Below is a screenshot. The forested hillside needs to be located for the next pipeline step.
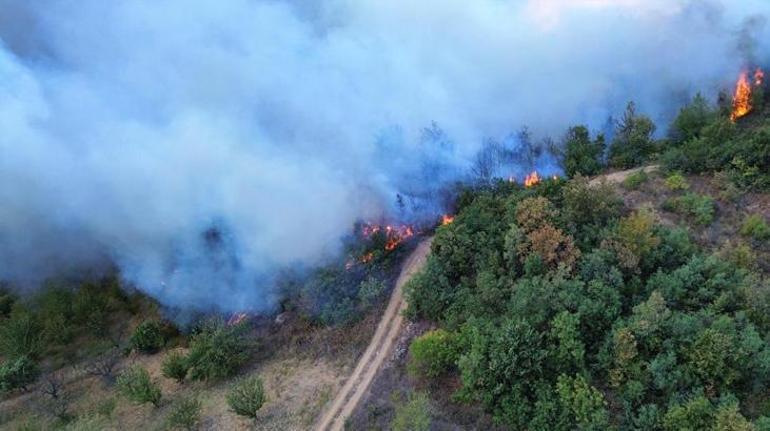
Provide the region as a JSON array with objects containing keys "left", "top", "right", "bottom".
[{"left": 398, "top": 96, "right": 770, "bottom": 430}]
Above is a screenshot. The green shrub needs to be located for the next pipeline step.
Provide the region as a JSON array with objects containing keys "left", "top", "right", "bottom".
[
  {"left": 357, "top": 277, "right": 387, "bottom": 309},
  {"left": 0, "top": 288, "right": 15, "bottom": 318},
  {"left": 187, "top": 319, "right": 249, "bottom": 381},
  {"left": 670, "top": 93, "right": 716, "bottom": 144},
  {"left": 562, "top": 125, "right": 606, "bottom": 177},
  {"left": 608, "top": 102, "right": 658, "bottom": 169},
  {"left": 116, "top": 366, "right": 162, "bottom": 407},
  {"left": 0, "top": 311, "right": 43, "bottom": 359},
  {"left": 664, "top": 173, "right": 690, "bottom": 191},
  {"left": 392, "top": 391, "right": 432, "bottom": 431},
  {"left": 129, "top": 320, "right": 165, "bottom": 354},
  {"left": 72, "top": 283, "right": 110, "bottom": 336},
  {"left": 95, "top": 397, "right": 117, "bottom": 417},
  {"left": 622, "top": 169, "right": 649, "bottom": 190},
  {"left": 161, "top": 350, "right": 189, "bottom": 383},
  {"left": 166, "top": 396, "right": 201, "bottom": 431},
  {"left": 226, "top": 375, "right": 265, "bottom": 419},
  {"left": 0, "top": 355, "right": 39, "bottom": 392},
  {"left": 407, "top": 329, "right": 459, "bottom": 379},
  {"left": 663, "top": 193, "right": 716, "bottom": 225},
  {"left": 740, "top": 214, "right": 770, "bottom": 241}
]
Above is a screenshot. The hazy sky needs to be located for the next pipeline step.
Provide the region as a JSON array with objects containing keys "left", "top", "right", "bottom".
[{"left": 0, "top": 0, "right": 768, "bottom": 312}]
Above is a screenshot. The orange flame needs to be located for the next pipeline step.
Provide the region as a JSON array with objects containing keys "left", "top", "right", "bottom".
[
  {"left": 524, "top": 171, "right": 542, "bottom": 187},
  {"left": 441, "top": 214, "right": 455, "bottom": 225},
  {"left": 731, "top": 67, "right": 764, "bottom": 122},
  {"left": 360, "top": 252, "right": 374, "bottom": 263},
  {"left": 362, "top": 223, "right": 415, "bottom": 252}
]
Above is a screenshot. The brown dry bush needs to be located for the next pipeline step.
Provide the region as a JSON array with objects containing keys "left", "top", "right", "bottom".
[{"left": 518, "top": 224, "right": 581, "bottom": 271}]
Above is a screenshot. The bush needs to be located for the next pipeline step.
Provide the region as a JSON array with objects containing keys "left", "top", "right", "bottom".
[
  {"left": 663, "top": 193, "right": 716, "bottom": 225},
  {"left": 562, "top": 126, "right": 606, "bottom": 177},
  {"left": 407, "top": 329, "right": 459, "bottom": 379},
  {"left": 622, "top": 169, "right": 649, "bottom": 190},
  {"left": 161, "top": 350, "right": 189, "bottom": 383},
  {"left": 392, "top": 391, "right": 432, "bottom": 431},
  {"left": 0, "top": 355, "right": 39, "bottom": 393},
  {"left": 186, "top": 319, "right": 249, "bottom": 381},
  {"left": 166, "top": 396, "right": 201, "bottom": 431},
  {"left": 0, "top": 311, "right": 43, "bottom": 359},
  {"left": 226, "top": 375, "right": 265, "bottom": 419},
  {"left": 72, "top": 283, "right": 110, "bottom": 336},
  {"left": 670, "top": 93, "right": 716, "bottom": 144},
  {"left": 129, "top": 320, "right": 165, "bottom": 354},
  {"left": 608, "top": 102, "right": 658, "bottom": 169},
  {"left": 515, "top": 197, "right": 558, "bottom": 234},
  {"left": 116, "top": 366, "right": 162, "bottom": 407},
  {"left": 664, "top": 173, "right": 690, "bottom": 191},
  {"left": 357, "top": 277, "right": 387, "bottom": 309},
  {"left": 740, "top": 214, "right": 770, "bottom": 241}
]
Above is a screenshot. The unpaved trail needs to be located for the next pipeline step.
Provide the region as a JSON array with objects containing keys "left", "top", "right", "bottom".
[
  {"left": 316, "top": 238, "right": 433, "bottom": 431},
  {"left": 590, "top": 165, "right": 659, "bottom": 186}
]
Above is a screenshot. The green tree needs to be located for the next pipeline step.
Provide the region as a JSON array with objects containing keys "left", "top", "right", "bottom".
[
  {"left": 562, "top": 126, "right": 606, "bottom": 177},
  {"left": 0, "top": 310, "right": 43, "bottom": 359},
  {"left": 161, "top": 350, "right": 189, "bottom": 383},
  {"left": 130, "top": 320, "right": 166, "bottom": 354},
  {"left": 226, "top": 375, "right": 265, "bottom": 420},
  {"left": 555, "top": 374, "right": 610, "bottom": 431},
  {"left": 0, "top": 355, "right": 39, "bottom": 393},
  {"left": 671, "top": 93, "right": 715, "bottom": 144},
  {"left": 392, "top": 391, "right": 432, "bottom": 431},
  {"left": 407, "top": 329, "right": 459, "bottom": 379},
  {"left": 116, "top": 366, "right": 162, "bottom": 407},
  {"left": 187, "top": 319, "right": 249, "bottom": 381},
  {"left": 608, "top": 102, "right": 657, "bottom": 168}
]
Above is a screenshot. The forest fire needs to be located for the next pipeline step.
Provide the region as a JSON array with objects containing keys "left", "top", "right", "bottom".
[
  {"left": 524, "top": 171, "right": 542, "bottom": 187},
  {"left": 731, "top": 67, "right": 765, "bottom": 122},
  {"left": 442, "top": 214, "right": 455, "bottom": 225},
  {"left": 361, "top": 223, "right": 415, "bottom": 251}
]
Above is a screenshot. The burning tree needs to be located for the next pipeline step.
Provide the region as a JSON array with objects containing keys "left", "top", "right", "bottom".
[{"left": 730, "top": 67, "right": 765, "bottom": 122}]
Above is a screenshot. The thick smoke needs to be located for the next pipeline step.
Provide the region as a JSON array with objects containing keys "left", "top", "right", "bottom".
[{"left": 1, "top": 0, "right": 769, "bottom": 312}]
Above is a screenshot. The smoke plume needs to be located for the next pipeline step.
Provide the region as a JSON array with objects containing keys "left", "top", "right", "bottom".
[{"left": 1, "top": 0, "right": 769, "bottom": 312}]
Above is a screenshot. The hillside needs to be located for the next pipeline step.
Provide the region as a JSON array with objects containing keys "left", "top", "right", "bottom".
[{"left": 345, "top": 103, "right": 770, "bottom": 430}]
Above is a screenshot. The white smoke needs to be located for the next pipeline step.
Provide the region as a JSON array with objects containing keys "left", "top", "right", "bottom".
[{"left": 0, "top": 0, "right": 768, "bottom": 312}]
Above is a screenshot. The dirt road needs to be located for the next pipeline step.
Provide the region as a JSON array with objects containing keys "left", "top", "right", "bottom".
[
  {"left": 316, "top": 238, "right": 433, "bottom": 431},
  {"left": 590, "top": 165, "right": 659, "bottom": 186}
]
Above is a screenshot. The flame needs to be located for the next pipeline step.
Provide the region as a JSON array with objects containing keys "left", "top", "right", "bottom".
[
  {"left": 360, "top": 252, "right": 374, "bottom": 263},
  {"left": 524, "top": 171, "right": 542, "bottom": 187},
  {"left": 441, "top": 214, "right": 455, "bottom": 226},
  {"left": 731, "top": 67, "right": 764, "bottom": 122},
  {"left": 361, "top": 223, "right": 415, "bottom": 252}
]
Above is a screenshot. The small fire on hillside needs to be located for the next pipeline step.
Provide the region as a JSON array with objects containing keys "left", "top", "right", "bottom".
[
  {"left": 524, "top": 171, "right": 542, "bottom": 187},
  {"left": 731, "top": 67, "right": 765, "bottom": 122},
  {"left": 361, "top": 223, "right": 416, "bottom": 251},
  {"left": 441, "top": 214, "right": 455, "bottom": 225}
]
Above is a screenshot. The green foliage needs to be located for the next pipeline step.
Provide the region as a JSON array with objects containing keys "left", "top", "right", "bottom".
[
  {"left": 357, "top": 277, "right": 387, "bottom": 309},
  {"left": 741, "top": 214, "right": 770, "bottom": 241},
  {"left": 555, "top": 374, "right": 609, "bottom": 431},
  {"left": 392, "top": 391, "right": 432, "bottom": 431},
  {"left": 608, "top": 102, "right": 658, "bottom": 168},
  {"left": 186, "top": 319, "right": 249, "bottom": 381},
  {"left": 166, "top": 396, "right": 201, "bottom": 431},
  {"left": 664, "top": 193, "right": 716, "bottom": 225},
  {"left": 0, "top": 355, "right": 39, "bottom": 393},
  {"left": 407, "top": 329, "right": 459, "bottom": 379},
  {"left": 116, "top": 365, "right": 162, "bottom": 407},
  {"left": 130, "top": 320, "right": 166, "bottom": 354},
  {"left": 161, "top": 351, "right": 189, "bottom": 383},
  {"left": 665, "top": 172, "right": 690, "bottom": 191},
  {"left": 671, "top": 93, "right": 716, "bottom": 144},
  {"left": 623, "top": 169, "right": 650, "bottom": 190},
  {"left": 562, "top": 125, "right": 606, "bottom": 177},
  {"left": 663, "top": 396, "right": 715, "bottom": 431},
  {"left": 226, "top": 375, "right": 265, "bottom": 419},
  {"left": 0, "top": 310, "right": 43, "bottom": 359}
]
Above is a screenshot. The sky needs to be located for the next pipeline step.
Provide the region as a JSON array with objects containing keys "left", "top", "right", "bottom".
[{"left": 0, "top": 0, "right": 768, "bottom": 313}]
